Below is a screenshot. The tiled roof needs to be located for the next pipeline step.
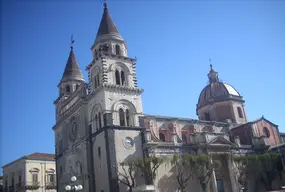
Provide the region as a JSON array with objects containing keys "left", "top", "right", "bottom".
[
  {"left": 2, "top": 152, "right": 55, "bottom": 168},
  {"left": 26, "top": 152, "right": 55, "bottom": 161}
]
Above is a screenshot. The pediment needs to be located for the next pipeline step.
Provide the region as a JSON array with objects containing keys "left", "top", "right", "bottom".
[{"left": 207, "top": 136, "right": 235, "bottom": 146}]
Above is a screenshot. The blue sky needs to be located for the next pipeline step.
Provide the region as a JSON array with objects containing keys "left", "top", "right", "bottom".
[{"left": 1, "top": 0, "right": 285, "bottom": 172}]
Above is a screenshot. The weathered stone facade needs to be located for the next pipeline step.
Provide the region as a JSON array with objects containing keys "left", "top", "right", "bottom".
[{"left": 52, "top": 3, "right": 282, "bottom": 192}]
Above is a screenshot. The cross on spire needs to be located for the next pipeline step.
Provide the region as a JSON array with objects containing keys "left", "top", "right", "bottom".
[
  {"left": 209, "top": 58, "right": 213, "bottom": 71},
  {"left": 102, "top": 0, "right": 107, "bottom": 9},
  {"left": 70, "top": 35, "right": 75, "bottom": 49}
]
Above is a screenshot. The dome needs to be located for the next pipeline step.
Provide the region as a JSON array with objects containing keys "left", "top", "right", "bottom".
[{"left": 197, "top": 65, "right": 243, "bottom": 109}]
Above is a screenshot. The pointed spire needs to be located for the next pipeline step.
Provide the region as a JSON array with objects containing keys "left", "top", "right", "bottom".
[
  {"left": 95, "top": 2, "right": 123, "bottom": 40},
  {"left": 60, "top": 44, "right": 84, "bottom": 83},
  {"left": 207, "top": 61, "right": 219, "bottom": 83}
]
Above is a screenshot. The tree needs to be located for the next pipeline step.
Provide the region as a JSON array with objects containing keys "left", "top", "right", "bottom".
[
  {"left": 233, "top": 152, "right": 284, "bottom": 191},
  {"left": 115, "top": 156, "right": 164, "bottom": 192},
  {"left": 171, "top": 154, "right": 192, "bottom": 192},
  {"left": 188, "top": 154, "right": 214, "bottom": 192},
  {"left": 115, "top": 160, "right": 140, "bottom": 192},
  {"left": 136, "top": 156, "right": 165, "bottom": 184},
  {"left": 233, "top": 156, "right": 250, "bottom": 191},
  {"left": 257, "top": 152, "right": 283, "bottom": 190}
]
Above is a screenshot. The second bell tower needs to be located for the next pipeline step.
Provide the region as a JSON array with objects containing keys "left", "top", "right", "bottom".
[{"left": 86, "top": 2, "right": 144, "bottom": 132}]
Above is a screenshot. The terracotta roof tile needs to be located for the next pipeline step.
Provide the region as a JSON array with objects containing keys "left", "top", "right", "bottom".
[{"left": 26, "top": 152, "right": 55, "bottom": 161}]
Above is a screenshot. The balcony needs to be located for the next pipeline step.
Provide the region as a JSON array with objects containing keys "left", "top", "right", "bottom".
[
  {"left": 45, "top": 182, "right": 56, "bottom": 190},
  {"left": 24, "top": 182, "right": 40, "bottom": 190}
]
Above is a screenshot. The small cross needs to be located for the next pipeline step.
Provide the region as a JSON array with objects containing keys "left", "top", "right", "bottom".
[
  {"left": 70, "top": 35, "right": 75, "bottom": 46},
  {"left": 209, "top": 58, "right": 213, "bottom": 70}
]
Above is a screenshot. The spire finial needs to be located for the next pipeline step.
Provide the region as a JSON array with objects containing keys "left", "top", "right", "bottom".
[
  {"left": 209, "top": 58, "right": 213, "bottom": 71},
  {"left": 103, "top": 0, "right": 107, "bottom": 9},
  {"left": 70, "top": 35, "right": 75, "bottom": 50}
]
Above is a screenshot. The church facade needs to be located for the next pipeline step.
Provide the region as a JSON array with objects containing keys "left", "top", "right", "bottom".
[{"left": 52, "top": 3, "right": 282, "bottom": 192}]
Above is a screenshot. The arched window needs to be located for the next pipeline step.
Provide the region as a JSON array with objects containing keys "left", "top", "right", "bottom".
[
  {"left": 97, "top": 74, "right": 100, "bottom": 87},
  {"left": 182, "top": 134, "right": 187, "bottom": 143},
  {"left": 115, "top": 44, "right": 120, "bottom": 55},
  {"left": 95, "top": 114, "right": 98, "bottom": 131},
  {"left": 66, "top": 85, "right": 70, "bottom": 93},
  {"left": 121, "top": 71, "right": 125, "bottom": 86},
  {"left": 115, "top": 70, "right": 121, "bottom": 85},
  {"left": 98, "top": 112, "right": 102, "bottom": 128},
  {"left": 98, "top": 147, "right": 101, "bottom": 158},
  {"left": 205, "top": 112, "right": 211, "bottom": 121},
  {"left": 237, "top": 107, "right": 243, "bottom": 118},
  {"left": 159, "top": 133, "right": 166, "bottom": 142},
  {"left": 94, "top": 76, "right": 97, "bottom": 88},
  {"left": 263, "top": 127, "right": 270, "bottom": 138},
  {"left": 126, "top": 109, "right": 130, "bottom": 126},
  {"left": 119, "top": 108, "right": 125, "bottom": 126},
  {"left": 75, "top": 84, "right": 79, "bottom": 90}
]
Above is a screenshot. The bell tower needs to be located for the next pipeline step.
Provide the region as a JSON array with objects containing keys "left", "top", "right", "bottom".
[{"left": 86, "top": 2, "right": 143, "bottom": 132}]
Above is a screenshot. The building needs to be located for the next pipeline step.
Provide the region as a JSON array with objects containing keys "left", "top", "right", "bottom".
[
  {"left": 280, "top": 133, "right": 285, "bottom": 143},
  {"left": 0, "top": 176, "right": 3, "bottom": 192},
  {"left": 2, "top": 153, "right": 56, "bottom": 192},
  {"left": 52, "top": 2, "right": 282, "bottom": 192}
]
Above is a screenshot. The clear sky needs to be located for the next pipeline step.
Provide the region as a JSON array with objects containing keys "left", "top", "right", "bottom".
[{"left": 1, "top": 0, "right": 285, "bottom": 172}]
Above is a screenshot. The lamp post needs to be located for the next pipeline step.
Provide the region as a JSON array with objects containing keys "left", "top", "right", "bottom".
[{"left": 65, "top": 176, "right": 83, "bottom": 192}]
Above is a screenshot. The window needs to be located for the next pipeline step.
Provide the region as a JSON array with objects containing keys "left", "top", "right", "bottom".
[
  {"left": 182, "top": 134, "right": 187, "bottom": 143},
  {"left": 126, "top": 109, "right": 130, "bottom": 126},
  {"left": 11, "top": 177, "right": 14, "bottom": 186},
  {"left": 237, "top": 107, "right": 243, "bottom": 118},
  {"left": 95, "top": 114, "right": 98, "bottom": 131},
  {"left": 98, "top": 147, "right": 101, "bottom": 158},
  {"left": 98, "top": 112, "right": 102, "bottom": 128},
  {"left": 119, "top": 108, "right": 125, "bottom": 126},
  {"left": 121, "top": 71, "right": 125, "bottom": 86},
  {"left": 263, "top": 127, "right": 270, "bottom": 138},
  {"left": 32, "top": 173, "right": 38, "bottom": 183},
  {"left": 66, "top": 85, "right": 70, "bottom": 93},
  {"left": 18, "top": 175, "right": 22, "bottom": 183},
  {"left": 76, "top": 84, "right": 79, "bottom": 90},
  {"left": 97, "top": 74, "right": 100, "bottom": 87},
  {"left": 94, "top": 76, "right": 97, "bottom": 88},
  {"left": 115, "top": 44, "right": 120, "bottom": 55},
  {"left": 159, "top": 133, "right": 166, "bottom": 142},
  {"left": 115, "top": 70, "right": 121, "bottom": 85},
  {"left": 48, "top": 174, "right": 55, "bottom": 183},
  {"left": 205, "top": 112, "right": 210, "bottom": 121}
]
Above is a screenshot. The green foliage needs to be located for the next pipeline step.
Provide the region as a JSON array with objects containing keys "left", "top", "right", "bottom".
[
  {"left": 116, "top": 156, "right": 164, "bottom": 191},
  {"left": 136, "top": 156, "right": 165, "bottom": 183},
  {"left": 171, "top": 154, "right": 213, "bottom": 192},
  {"left": 233, "top": 152, "right": 283, "bottom": 191},
  {"left": 171, "top": 154, "right": 192, "bottom": 192}
]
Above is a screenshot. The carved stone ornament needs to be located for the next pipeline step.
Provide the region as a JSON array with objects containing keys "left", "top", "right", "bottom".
[
  {"left": 122, "top": 137, "right": 134, "bottom": 149},
  {"left": 69, "top": 121, "right": 78, "bottom": 142}
]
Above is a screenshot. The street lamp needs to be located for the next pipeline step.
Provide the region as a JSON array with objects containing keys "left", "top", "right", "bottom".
[{"left": 65, "top": 176, "right": 83, "bottom": 192}]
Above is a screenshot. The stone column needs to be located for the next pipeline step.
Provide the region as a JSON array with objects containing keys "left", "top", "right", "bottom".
[
  {"left": 227, "top": 155, "right": 238, "bottom": 192},
  {"left": 210, "top": 157, "right": 218, "bottom": 192}
]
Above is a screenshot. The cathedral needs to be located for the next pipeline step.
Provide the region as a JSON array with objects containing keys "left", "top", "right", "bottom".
[{"left": 52, "top": 3, "right": 282, "bottom": 192}]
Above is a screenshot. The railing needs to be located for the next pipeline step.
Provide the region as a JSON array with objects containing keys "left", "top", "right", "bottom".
[
  {"left": 45, "top": 182, "right": 57, "bottom": 190},
  {"left": 24, "top": 182, "right": 40, "bottom": 190}
]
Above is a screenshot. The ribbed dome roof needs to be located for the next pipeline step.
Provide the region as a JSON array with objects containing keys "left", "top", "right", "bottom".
[{"left": 197, "top": 65, "right": 243, "bottom": 109}]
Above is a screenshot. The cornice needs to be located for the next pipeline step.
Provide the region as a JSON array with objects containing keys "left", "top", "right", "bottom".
[{"left": 102, "top": 83, "right": 143, "bottom": 95}]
